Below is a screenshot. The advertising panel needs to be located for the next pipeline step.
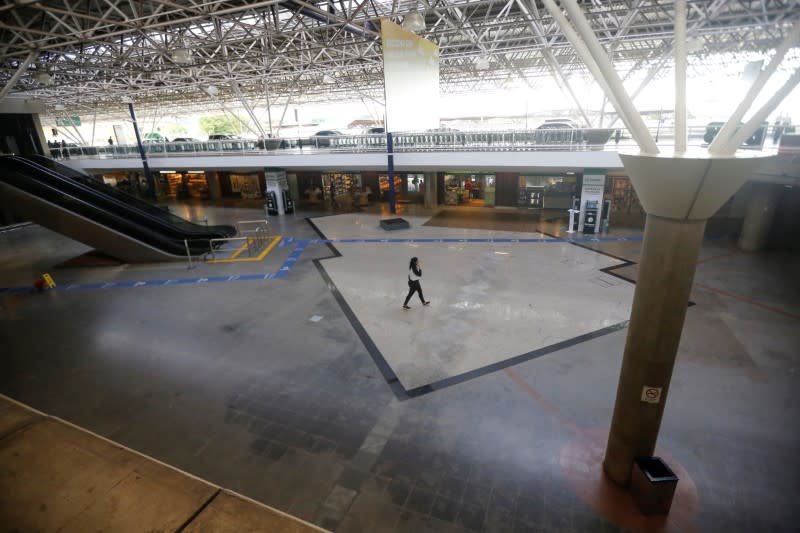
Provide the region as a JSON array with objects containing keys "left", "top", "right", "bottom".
[
  {"left": 579, "top": 171, "right": 606, "bottom": 232},
  {"left": 381, "top": 18, "right": 439, "bottom": 132}
]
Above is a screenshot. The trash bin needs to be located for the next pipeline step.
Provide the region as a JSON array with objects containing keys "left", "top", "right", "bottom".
[{"left": 630, "top": 456, "right": 679, "bottom": 515}]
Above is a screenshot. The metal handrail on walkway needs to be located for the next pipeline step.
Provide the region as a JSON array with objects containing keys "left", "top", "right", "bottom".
[
  {"left": 206, "top": 219, "right": 272, "bottom": 261},
  {"left": 207, "top": 237, "right": 255, "bottom": 259},
  {"left": 183, "top": 237, "right": 214, "bottom": 270},
  {"left": 235, "top": 219, "right": 270, "bottom": 237}
]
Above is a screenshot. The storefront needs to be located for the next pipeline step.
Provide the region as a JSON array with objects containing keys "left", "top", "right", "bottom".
[
  {"left": 157, "top": 171, "right": 211, "bottom": 199},
  {"left": 216, "top": 171, "right": 263, "bottom": 199},
  {"left": 378, "top": 173, "right": 425, "bottom": 204},
  {"left": 323, "top": 172, "right": 361, "bottom": 201},
  {"left": 517, "top": 174, "right": 578, "bottom": 209},
  {"left": 100, "top": 171, "right": 145, "bottom": 196},
  {"left": 608, "top": 173, "right": 645, "bottom": 226},
  {"left": 441, "top": 173, "right": 496, "bottom": 206}
]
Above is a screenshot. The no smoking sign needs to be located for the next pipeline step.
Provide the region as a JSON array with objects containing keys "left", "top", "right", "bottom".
[{"left": 641, "top": 386, "right": 662, "bottom": 404}]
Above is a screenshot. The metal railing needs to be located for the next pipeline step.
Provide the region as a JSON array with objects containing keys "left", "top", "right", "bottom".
[
  {"left": 183, "top": 219, "right": 272, "bottom": 268},
  {"left": 55, "top": 124, "right": 785, "bottom": 160},
  {"left": 206, "top": 219, "right": 271, "bottom": 261}
]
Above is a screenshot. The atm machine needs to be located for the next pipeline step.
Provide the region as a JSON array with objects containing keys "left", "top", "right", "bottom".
[
  {"left": 282, "top": 190, "right": 294, "bottom": 214},
  {"left": 583, "top": 200, "right": 599, "bottom": 234},
  {"left": 265, "top": 191, "right": 279, "bottom": 215}
]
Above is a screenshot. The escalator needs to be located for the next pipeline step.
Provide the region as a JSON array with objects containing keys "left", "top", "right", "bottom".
[
  {"left": 20, "top": 154, "right": 235, "bottom": 239},
  {"left": 0, "top": 155, "right": 236, "bottom": 262}
]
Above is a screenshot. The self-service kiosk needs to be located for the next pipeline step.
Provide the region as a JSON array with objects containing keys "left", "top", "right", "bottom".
[
  {"left": 583, "top": 200, "right": 599, "bottom": 234},
  {"left": 265, "top": 191, "right": 279, "bottom": 215},
  {"left": 282, "top": 190, "right": 294, "bottom": 214}
]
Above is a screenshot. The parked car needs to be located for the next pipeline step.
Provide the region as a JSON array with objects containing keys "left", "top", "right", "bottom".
[
  {"left": 535, "top": 121, "right": 582, "bottom": 144},
  {"left": 208, "top": 134, "right": 237, "bottom": 140},
  {"left": 172, "top": 137, "right": 201, "bottom": 142},
  {"left": 703, "top": 121, "right": 769, "bottom": 146},
  {"left": 542, "top": 118, "right": 581, "bottom": 129},
  {"left": 143, "top": 132, "right": 168, "bottom": 143},
  {"left": 310, "top": 130, "right": 342, "bottom": 147},
  {"left": 366, "top": 127, "right": 385, "bottom": 134}
]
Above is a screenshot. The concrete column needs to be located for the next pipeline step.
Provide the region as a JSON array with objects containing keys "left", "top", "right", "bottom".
[
  {"left": 738, "top": 183, "right": 781, "bottom": 252},
  {"left": 206, "top": 172, "right": 222, "bottom": 201},
  {"left": 603, "top": 214, "right": 706, "bottom": 485},
  {"left": 424, "top": 171, "right": 438, "bottom": 208}
]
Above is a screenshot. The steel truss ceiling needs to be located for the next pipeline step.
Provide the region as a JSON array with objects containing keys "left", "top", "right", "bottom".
[{"left": 1, "top": 0, "right": 799, "bottom": 118}]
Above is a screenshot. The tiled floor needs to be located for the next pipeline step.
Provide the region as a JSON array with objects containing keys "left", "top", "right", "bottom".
[
  {"left": 1, "top": 202, "right": 798, "bottom": 533},
  {"left": 0, "top": 396, "right": 328, "bottom": 533},
  {"left": 312, "top": 213, "right": 634, "bottom": 393}
]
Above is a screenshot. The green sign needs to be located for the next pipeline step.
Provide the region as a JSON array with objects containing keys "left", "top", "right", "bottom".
[{"left": 56, "top": 116, "right": 81, "bottom": 127}]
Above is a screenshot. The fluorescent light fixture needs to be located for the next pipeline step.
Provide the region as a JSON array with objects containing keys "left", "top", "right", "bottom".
[
  {"left": 475, "top": 56, "right": 490, "bottom": 71},
  {"left": 187, "top": 170, "right": 204, "bottom": 174},
  {"left": 35, "top": 72, "right": 52, "bottom": 85},
  {"left": 159, "top": 170, "right": 177, "bottom": 174},
  {"left": 401, "top": 11, "right": 425, "bottom": 33},
  {"left": 171, "top": 48, "right": 191, "bottom": 64}
]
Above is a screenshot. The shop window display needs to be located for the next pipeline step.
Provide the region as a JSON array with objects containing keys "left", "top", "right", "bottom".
[
  {"left": 444, "top": 174, "right": 495, "bottom": 206},
  {"left": 229, "top": 173, "right": 260, "bottom": 199},
  {"left": 323, "top": 172, "right": 361, "bottom": 200},
  {"left": 379, "top": 175, "right": 403, "bottom": 201},
  {"left": 519, "top": 175, "right": 577, "bottom": 209}
]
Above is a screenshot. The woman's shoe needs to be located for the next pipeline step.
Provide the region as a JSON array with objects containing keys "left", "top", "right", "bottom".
[
  {"left": 423, "top": 301, "right": 430, "bottom": 306},
  {"left": 403, "top": 305, "right": 411, "bottom": 310}
]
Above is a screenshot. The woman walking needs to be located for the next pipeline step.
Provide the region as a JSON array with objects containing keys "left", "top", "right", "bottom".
[{"left": 403, "top": 256, "right": 430, "bottom": 310}]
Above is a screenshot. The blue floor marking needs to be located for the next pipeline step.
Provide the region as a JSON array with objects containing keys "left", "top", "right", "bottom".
[
  {"left": 274, "top": 241, "right": 308, "bottom": 279},
  {"left": 295, "top": 235, "right": 644, "bottom": 245},
  {"left": 0, "top": 234, "right": 650, "bottom": 294}
]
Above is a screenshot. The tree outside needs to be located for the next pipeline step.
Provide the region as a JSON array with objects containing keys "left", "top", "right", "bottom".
[{"left": 199, "top": 114, "right": 248, "bottom": 136}]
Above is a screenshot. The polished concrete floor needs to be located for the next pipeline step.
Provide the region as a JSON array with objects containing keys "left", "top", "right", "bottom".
[
  {"left": 0, "top": 395, "right": 327, "bottom": 532},
  {"left": 1, "top": 201, "right": 799, "bottom": 533}
]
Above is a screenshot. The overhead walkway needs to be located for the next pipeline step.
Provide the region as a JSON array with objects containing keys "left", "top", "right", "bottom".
[
  {"left": 0, "top": 155, "right": 236, "bottom": 262},
  {"left": 0, "top": 395, "right": 329, "bottom": 532}
]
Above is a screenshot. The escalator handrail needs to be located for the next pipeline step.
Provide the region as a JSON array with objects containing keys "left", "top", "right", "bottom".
[
  {"left": 16, "top": 155, "right": 236, "bottom": 238},
  {"left": 6, "top": 156, "right": 234, "bottom": 241},
  {"left": 1, "top": 166, "right": 210, "bottom": 256}
]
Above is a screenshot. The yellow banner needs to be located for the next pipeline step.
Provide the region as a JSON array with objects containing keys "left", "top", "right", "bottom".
[{"left": 381, "top": 18, "right": 440, "bottom": 132}]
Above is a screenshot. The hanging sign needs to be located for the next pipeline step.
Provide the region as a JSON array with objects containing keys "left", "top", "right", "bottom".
[{"left": 381, "top": 18, "right": 439, "bottom": 132}]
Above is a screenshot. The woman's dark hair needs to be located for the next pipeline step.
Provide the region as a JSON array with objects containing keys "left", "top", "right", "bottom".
[{"left": 408, "top": 257, "right": 418, "bottom": 269}]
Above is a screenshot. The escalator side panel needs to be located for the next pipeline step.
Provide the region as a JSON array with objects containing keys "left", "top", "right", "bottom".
[
  {"left": 0, "top": 181, "right": 186, "bottom": 262},
  {"left": 20, "top": 155, "right": 236, "bottom": 237}
]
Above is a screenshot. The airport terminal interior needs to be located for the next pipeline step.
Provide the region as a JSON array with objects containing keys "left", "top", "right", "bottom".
[{"left": 2, "top": 1, "right": 800, "bottom": 533}]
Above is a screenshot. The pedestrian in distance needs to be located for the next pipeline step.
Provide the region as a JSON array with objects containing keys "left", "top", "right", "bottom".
[
  {"left": 108, "top": 136, "right": 113, "bottom": 145},
  {"left": 403, "top": 256, "right": 430, "bottom": 310}
]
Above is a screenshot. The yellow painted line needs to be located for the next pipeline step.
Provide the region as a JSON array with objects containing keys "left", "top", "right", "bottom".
[
  {"left": 228, "top": 240, "right": 250, "bottom": 260},
  {"left": 208, "top": 235, "right": 282, "bottom": 264}
]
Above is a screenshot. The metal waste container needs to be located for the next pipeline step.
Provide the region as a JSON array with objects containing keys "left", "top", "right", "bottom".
[{"left": 630, "top": 456, "right": 679, "bottom": 515}]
